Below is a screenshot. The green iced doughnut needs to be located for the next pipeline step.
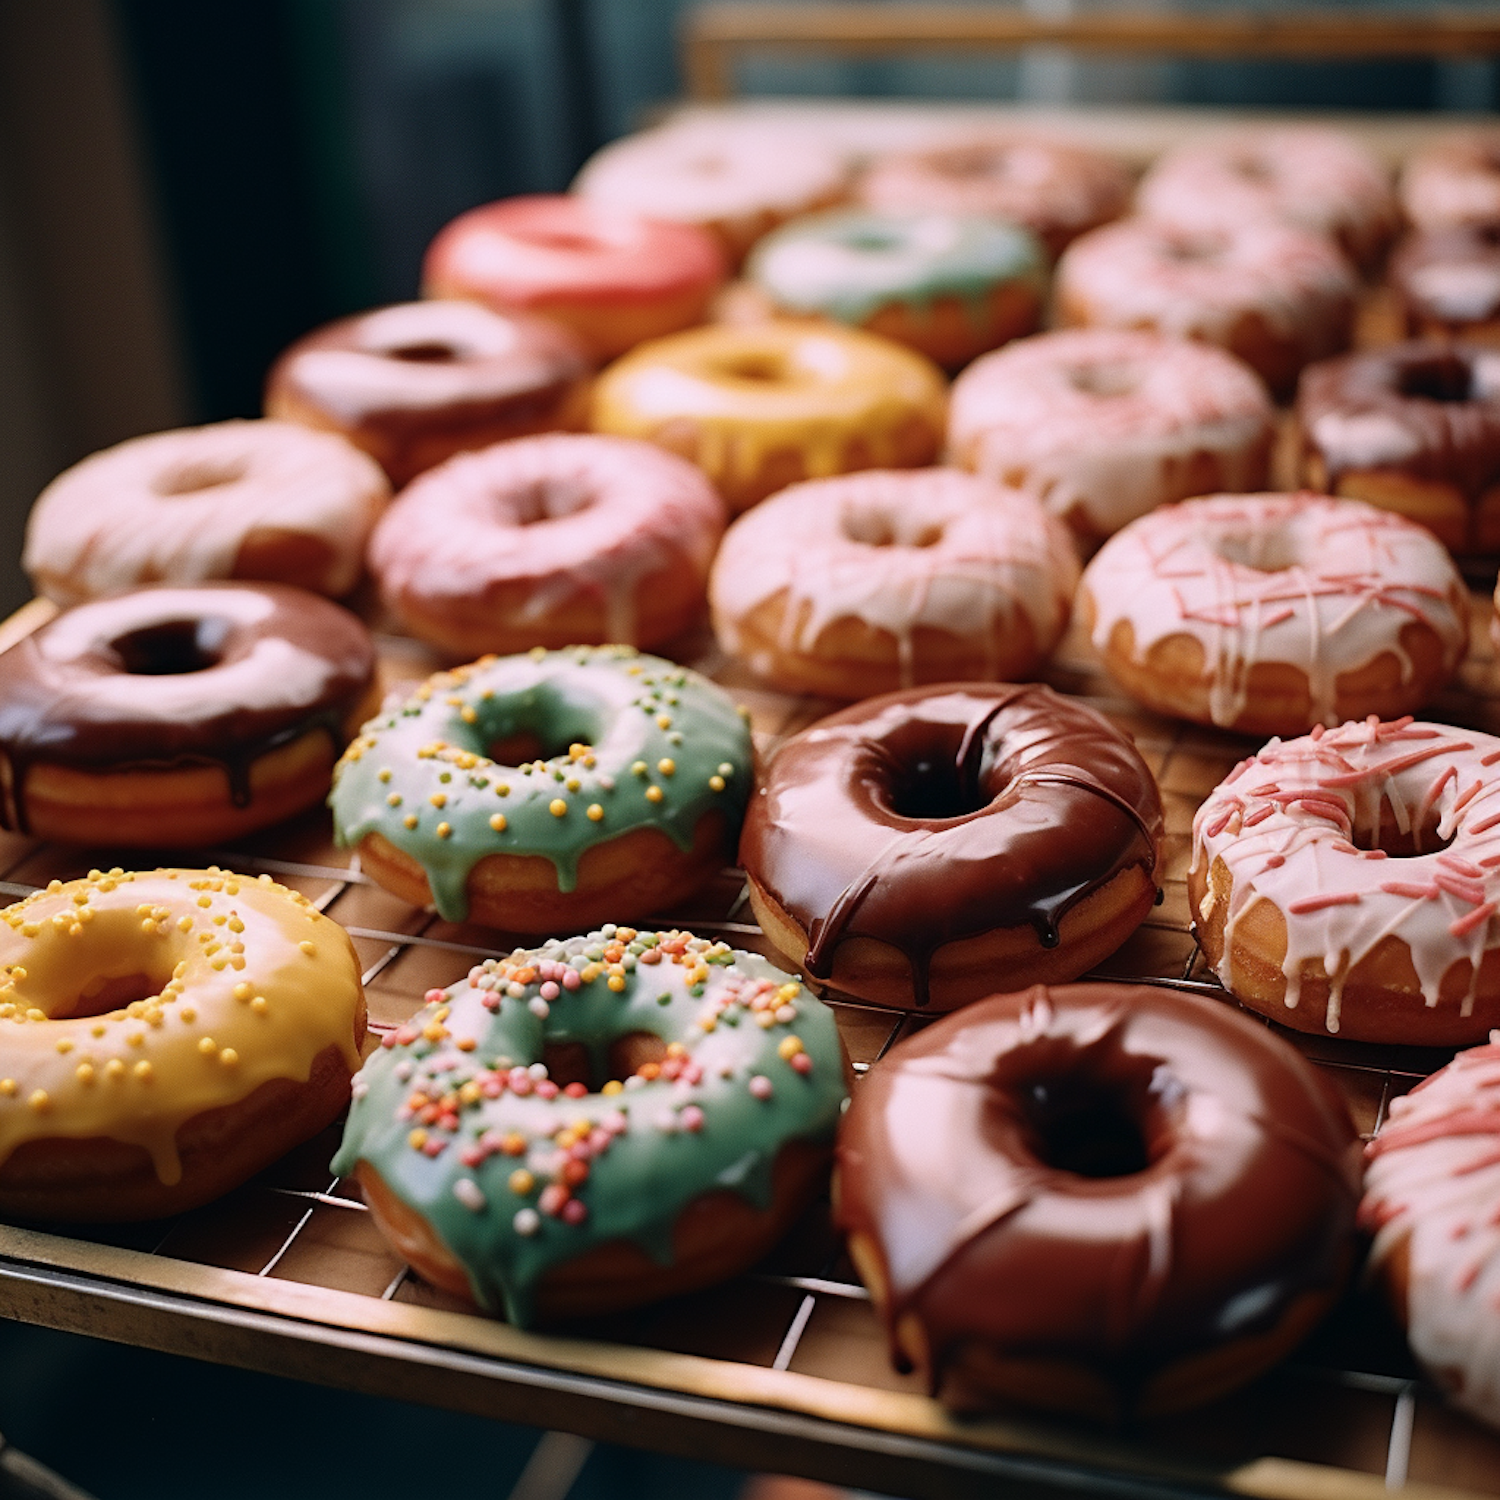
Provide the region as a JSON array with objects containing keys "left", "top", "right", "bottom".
[
  {"left": 329, "top": 645, "right": 753, "bottom": 930},
  {"left": 333, "top": 925, "right": 848, "bottom": 1325}
]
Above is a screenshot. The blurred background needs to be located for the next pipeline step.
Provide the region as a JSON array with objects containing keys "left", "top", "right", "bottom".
[{"left": 0, "top": 2, "right": 1498, "bottom": 1494}]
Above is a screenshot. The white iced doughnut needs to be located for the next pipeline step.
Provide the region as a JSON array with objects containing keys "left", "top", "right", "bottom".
[
  {"left": 24, "top": 419, "right": 389, "bottom": 605},
  {"left": 947, "top": 328, "right": 1274, "bottom": 543}
]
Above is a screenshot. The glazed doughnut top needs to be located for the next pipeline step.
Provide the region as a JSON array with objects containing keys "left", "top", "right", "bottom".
[
  {"left": 333, "top": 927, "right": 847, "bottom": 1325},
  {"left": 1193, "top": 717, "right": 1500, "bottom": 1032},
  {"left": 0, "top": 584, "right": 375, "bottom": 830},
  {"left": 741, "top": 683, "right": 1163, "bottom": 1006},
  {"left": 837, "top": 982, "right": 1359, "bottom": 1400},
  {"left": 330, "top": 646, "right": 753, "bottom": 921}
]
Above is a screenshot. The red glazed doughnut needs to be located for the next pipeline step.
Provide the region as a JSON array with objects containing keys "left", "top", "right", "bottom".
[
  {"left": 422, "top": 195, "right": 726, "bottom": 361},
  {"left": 836, "top": 982, "right": 1360, "bottom": 1419},
  {"left": 367, "top": 433, "right": 726, "bottom": 658},
  {"left": 265, "top": 301, "right": 592, "bottom": 488}
]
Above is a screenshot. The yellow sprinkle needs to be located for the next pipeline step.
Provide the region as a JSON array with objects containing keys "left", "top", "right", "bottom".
[
  {"left": 778, "top": 1035, "right": 804, "bottom": 1060},
  {"left": 631, "top": 761, "right": 648, "bottom": 777},
  {"left": 19, "top": 923, "right": 38, "bottom": 938},
  {"left": 549, "top": 798, "right": 567, "bottom": 817},
  {"left": 233, "top": 982, "right": 252, "bottom": 1001},
  {"left": 378, "top": 768, "right": 392, "bottom": 783},
  {"left": 219, "top": 1048, "right": 239, "bottom": 1067},
  {"left": 387, "top": 792, "right": 402, "bottom": 807},
  {"left": 133, "top": 1061, "right": 153, "bottom": 1082},
  {"left": 709, "top": 775, "right": 725, "bottom": 792},
  {"left": 75, "top": 1063, "right": 94, "bottom": 1085},
  {"left": 299, "top": 941, "right": 317, "bottom": 956},
  {"left": 495, "top": 782, "right": 510, "bottom": 796},
  {"left": 55, "top": 1037, "right": 73, "bottom": 1054},
  {"left": 699, "top": 1017, "right": 717, "bottom": 1032},
  {"left": 90, "top": 1024, "right": 105, "bottom": 1038},
  {"left": 250, "top": 997, "right": 268, "bottom": 1015},
  {"left": 423, "top": 1022, "right": 446, "bottom": 1043},
  {"left": 565, "top": 777, "right": 581, "bottom": 793},
  {"left": 656, "top": 714, "right": 672, "bottom": 729},
  {"left": 665, "top": 1042, "right": 687, "bottom": 1058},
  {"left": 657, "top": 758, "right": 676, "bottom": 776},
  {"left": 105, "top": 1059, "right": 125, "bottom": 1080},
  {"left": 645, "top": 786, "right": 664, "bottom": 804},
  {"left": 429, "top": 792, "right": 447, "bottom": 809},
  {"left": 778, "top": 983, "right": 800, "bottom": 1001},
  {"left": 461, "top": 706, "right": 477, "bottom": 724},
  {"left": 28, "top": 1089, "right": 49, "bottom": 1113},
  {"left": 459, "top": 1081, "right": 482, "bottom": 1105},
  {"left": 177, "top": 916, "right": 193, "bottom": 933},
  {"left": 587, "top": 804, "right": 604, "bottom": 822},
  {"left": 196, "top": 895, "right": 212, "bottom": 908},
  {"left": 126, "top": 1032, "right": 144, "bottom": 1047},
  {"left": 403, "top": 814, "right": 419, "bottom": 829},
  {"left": 607, "top": 974, "right": 626, "bottom": 992},
  {"left": 0, "top": 1079, "right": 14, "bottom": 1097},
  {"left": 408, "top": 1128, "right": 429, "bottom": 1150},
  {"left": 139, "top": 918, "right": 157, "bottom": 934},
  {"left": 198, "top": 1037, "right": 217, "bottom": 1055},
  {"left": 508, "top": 1169, "right": 534, "bottom": 1195},
  {"left": 179, "top": 1007, "right": 196, "bottom": 1023},
  {"left": 489, "top": 813, "right": 508, "bottom": 832},
  {"left": 601, "top": 1079, "right": 624, "bottom": 1095}
]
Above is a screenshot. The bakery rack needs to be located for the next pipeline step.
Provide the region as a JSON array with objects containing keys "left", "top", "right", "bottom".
[{"left": 5, "top": 99, "right": 1500, "bottom": 1500}]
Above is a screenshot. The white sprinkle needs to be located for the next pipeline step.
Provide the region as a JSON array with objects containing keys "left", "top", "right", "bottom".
[
  {"left": 453, "top": 1178, "right": 487, "bottom": 1212},
  {"left": 527, "top": 1061, "right": 549, "bottom": 1080},
  {"left": 597, "top": 775, "right": 615, "bottom": 791},
  {"left": 513, "top": 1208, "right": 541, "bottom": 1236},
  {"left": 351, "top": 1079, "right": 369, "bottom": 1100},
  {"left": 624, "top": 1074, "right": 646, "bottom": 1091},
  {"left": 654, "top": 1108, "right": 678, "bottom": 1133},
  {"left": 774, "top": 1004, "right": 796, "bottom": 1024},
  {"left": 528, "top": 997, "right": 550, "bottom": 1019},
  {"left": 394, "top": 1061, "right": 413, "bottom": 1082},
  {"left": 507, "top": 982, "right": 526, "bottom": 998},
  {"left": 601, "top": 923, "right": 617, "bottom": 938}
]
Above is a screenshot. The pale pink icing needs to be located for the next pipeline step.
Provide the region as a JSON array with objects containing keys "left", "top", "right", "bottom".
[
  {"left": 368, "top": 432, "right": 725, "bottom": 646},
  {"left": 1362, "top": 1037, "right": 1500, "bottom": 1429},
  {"left": 23, "top": 420, "right": 388, "bottom": 605},
  {"left": 1056, "top": 216, "right": 1357, "bottom": 369},
  {"left": 1084, "top": 493, "right": 1468, "bottom": 730},
  {"left": 947, "top": 328, "right": 1273, "bottom": 538},
  {"left": 1137, "top": 126, "right": 1396, "bottom": 265},
  {"left": 1192, "top": 717, "right": 1500, "bottom": 1033},
  {"left": 708, "top": 468, "right": 1078, "bottom": 686},
  {"left": 1401, "top": 131, "right": 1500, "bottom": 233}
]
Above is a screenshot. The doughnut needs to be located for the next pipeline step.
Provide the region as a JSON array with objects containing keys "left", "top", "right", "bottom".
[
  {"left": 1390, "top": 226, "right": 1500, "bottom": 345},
  {"left": 590, "top": 321, "right": 947, "bottom": 514},
  {"left": 331, "top": 646, "right": 753, "bottom": 933},
  {"left": 23, "top": 420, "right": 389, "bottom": 606},
  {"left": 708, "top": 468, "right": 1078, "bottom": 699},
  {"left": 1362, "top": 1037, "right": 1500, "bottom": 1430},
  {"left": 264, "top": 300, "right": 592, "bottom": 488},
  {"left": 947, "top": 328, "right": 1274, "bottom": 545},
  {"left": 0, "top": 584, "right": 378, "bottom": 847},
  {"left": 422, "top": 195, "right": 726, "bottom": 362},
  {"left": 1055, "top": 216, "right": 1358, "bottom": 398},
  {"left": 835, "top": 981, "right": 1359, "bottom": 1419},
  {"left": 741, "top": 684, "right": 1163, "bottom": 1012},
  {"left": 573, "top": 121, "right": 850, "bottom": 265},
  {"left": 1400, "top": 129, "right": 1500, "bottom": 233},
  {"left": 1136, "top": 125, "right": 1397, "bottom": 271},
  {"left": 1080, "top": 493, "right": 1469, "bottom": 738},
  {"left": 333, "top": 926, "right": 847, "bottom": 1324},
  {"left": 366, "top": 433, "right": 725, "bottom": 658},
  {"left": 0, "top": 867, "right": 366, "bottom": 1221},
  {"left": 857, "top": 134, "right": 1131, "bottom": 258},
  {"left": 744, "top": 209, "right": 1045, "bottom": 369},
  {"left": 1191, "top": 716, "right": 1500, "bottom": 1043},
  {"left": 1298, "top": 342, "right": 1500, "bottom": 552}
]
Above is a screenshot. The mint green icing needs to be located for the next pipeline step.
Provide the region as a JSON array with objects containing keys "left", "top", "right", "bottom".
[
  {"left": 331, "top": 928, "right": 848, "bottom": 1326},
  {"left": 747, "top": 208, "right": 1046, "bottom": 327},
  {"left": 328, "top": 646, "right": 752, "bottom": 922}
]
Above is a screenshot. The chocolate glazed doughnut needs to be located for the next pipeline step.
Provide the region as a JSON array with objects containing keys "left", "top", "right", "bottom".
[
  {"left": 740, "top": 684, "right": 1164, "bottom": 1011},
  {"left": 0, "top": 583, "right": 377, "bottom": 845},
  {"left": 835, "top": 983, "right": 1361, "bottom": 1419}
]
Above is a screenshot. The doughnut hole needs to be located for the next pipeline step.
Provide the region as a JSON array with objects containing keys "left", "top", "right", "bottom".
[
  {"left": 153, "top": 455, "right": 250, "bottom": 496},
  {"left": 542, "top": 1032, "right": 667, "bottom": 1091},
  {"left": 386, "top": 341, "right": 463, "bottom": 363},
  {"left": 107, "top": 617, "right": 229, "bottom": 676}
]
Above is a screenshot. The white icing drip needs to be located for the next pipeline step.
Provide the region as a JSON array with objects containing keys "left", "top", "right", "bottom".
[
  {"left": 1408, "top": 260, "right": 1500, "bottom": 324},
  {"left": 574, "top": 121, "right": 849, "bottom": 227},
  {"left": 708, "top": 469, "right": 1078, "bottom": 684},
  {"left": 1136, "top": 126, "right": 1395, "bottom": 262},
  {"left": 1308, "top": 411, "right": 1423, "bottom": 473},
  {"left": 367, "top": 432, "right": 724, "bottom": 643},
  {"left": 947, "top": 328, "right": 1274, "bottom": 538},
  {"left": 22, "top": 420, "right": 390, "bottom": 606},
  {"left": 1402, "top": 131, "right": 1500, "bottom": 232},
  {"left": 1363, "top": 1039, "right": 1500, "bottom": 1427},
  {"left": 1084, "top": 493, "right": 1467, "bottom": 730},
  {"left": 1191, "top": 719, "right": 1500, "bottom": 1030},
  {"left": 1056, "top": 216, "right": 1357, "bottom": 357}
]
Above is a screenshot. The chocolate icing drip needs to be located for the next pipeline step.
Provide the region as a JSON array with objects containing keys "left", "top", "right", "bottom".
[
  {"left": 0, "top": 583, "right": 375, "bottom": 832},
  {"left": 1298, "top": 340, "right": 1500, "bottom": 499},
  {"left": 740, "top": 684, "right": 1164, "bottom": 1006},
  {"left": 835, "top": 983, "right": 1361, "bottom": 1412}
]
